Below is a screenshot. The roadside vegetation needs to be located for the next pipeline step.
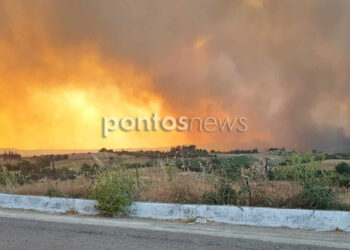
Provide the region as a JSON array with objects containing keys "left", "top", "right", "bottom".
[{"left": 1, "top": 146, "right": 350, "bottom": 216}]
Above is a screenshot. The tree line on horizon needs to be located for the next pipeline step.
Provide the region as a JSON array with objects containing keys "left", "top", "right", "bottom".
[{"left": 0, "top": 151, "right": 22, "bottom": 160}]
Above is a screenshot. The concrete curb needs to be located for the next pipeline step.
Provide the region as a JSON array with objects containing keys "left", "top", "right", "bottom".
[
  {"left": 0, "top": 194, "right": 98, "bottom": 215},
  {"left": 130, "top": 203, "right": 350, "bottom": 232},
  {"left": 0, "top": 193, "right": 349, "bottom": 232}
]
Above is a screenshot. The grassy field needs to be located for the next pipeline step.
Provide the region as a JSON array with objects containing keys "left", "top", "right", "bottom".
[
  {"left": 317, "top": 159, "right": 350, "bottom": 170},
  {"left": 3, "top": 163, "right": 349, "bottom": 207},
  {"left": 1, "top": 148, "right": 350, "bottom": 212},
  {"left": 217, "top": 152, "right": 287, "bottom": 166},
  {"left": 28, "top": 153, "right": 151, "bottom": 171},
  {"left": 7, "top": 150, "right": 347, "bottom": 173}
]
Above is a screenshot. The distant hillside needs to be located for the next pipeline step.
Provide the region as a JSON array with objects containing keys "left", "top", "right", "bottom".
[{"left": 0, "top": 147, "right": 170, "bottom": 157}]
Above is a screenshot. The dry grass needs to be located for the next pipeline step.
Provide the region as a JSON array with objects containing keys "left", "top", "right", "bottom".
[
  {"left": 340, "top": 187, "right": 350, "bottom": 204},
  {"left": 0, "top": 176, "right": 92, "bottom": 198},
  {"left": 134, "top": 166, "right": 305, "bottom": 207},
  {"left": 249, "top": 181, "right": 302, "bottom": 206},
  {"left": 134, "top": 166, "right": 303, "bottom": 205},
  {"left": 1, "top": 161, "right": 349, "bottom": 209},
  {"left": 136, "top": 167, "right": 215, "bottom": 203}
]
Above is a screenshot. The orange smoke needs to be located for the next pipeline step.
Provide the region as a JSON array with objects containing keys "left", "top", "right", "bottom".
[
  {"left": 0, "top": 34, "right": 190, "bottom": 149},
  {"left": 0, "top": 1, "right": 259, "bottom": 150},
  {"left": 6, "top": 0, "right": 346, "bottom": 151},
  {"left": 0, "top": 39, "right": 259, "bottom": 149}
]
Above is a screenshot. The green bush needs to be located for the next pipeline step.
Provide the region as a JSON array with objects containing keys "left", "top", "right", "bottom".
[
  {"left": 272, "top": 164, "right": 331, "bottom": 186},
  {"left": 187, "top": 160, "right": 202, "bottom": 172},
  {"left": 23, "top": 167, "right": 77, "bottom": 182},
  {"left": 331, "top": 171, "right": 350, "bottom": 188},
  {"left": 56, "top": 167, "right": 76, "bottom": 180},
  {"left": 212, "top": 156, "right": 256, "bottom": 181},
  {"left": 335, "top": 162, "right": 350, "bottom": 175},
  {"left": 288, "top": 184, "right": 349, "bottom": 211},
  {"left": 272, "top": 152, "right": 330, "bottom": 186},
  {"left": 294, "top": 185, "right": 336, "bottom": 210},
  {"left": 18, "top": 160, "right": 36, "bottom": 175},
  {"left": 0, "top": 168, "right": 19, "bottom": 186},
  {"left": 272, "top": 152, "right": 347, "bottom": 210},
  {"left": 336, "top": 175, "right": 350, "bottom": 187},
  {"left": 36, "top": 157, "right": 51, "bottom": 168},
  {"left": 166, "top": 165, "right": 176, "bottom": 182},
  {"left": 91, "top": 168, "right": 137, "bottom": 217},
  {"left": 286, "top": 152, "right": 316, "bottom": 165},
  {"left": 203, "top": 179, "right": 238, "bottom": 205},
  {"left": 80, "top": 163, "right": 97, "bottom": 178},
  {"left": 175, "top": 159, "right": 183, "bottom": 169}
]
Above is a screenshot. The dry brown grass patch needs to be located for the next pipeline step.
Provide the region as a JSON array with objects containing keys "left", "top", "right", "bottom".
[
  {"left": 340, "top": 187, "right": 350, "bottom": 204},
  {"left": 249, "top": 181, "right": 302, "bottom": 206},
  {"left": 137, "top": 167, "right": 214, "bottom": 204},
  {"left": 0, "top": 176, "right": 92, "bottom": 198}
]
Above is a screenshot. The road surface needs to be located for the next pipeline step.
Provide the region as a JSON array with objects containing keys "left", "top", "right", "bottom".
[{"left": 0, "top": 209, "right": 349, "bottom": 249}]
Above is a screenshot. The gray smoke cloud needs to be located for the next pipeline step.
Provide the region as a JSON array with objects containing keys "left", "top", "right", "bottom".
[{"left": 2, "top": 0, "right": 350, "bottom": 151}]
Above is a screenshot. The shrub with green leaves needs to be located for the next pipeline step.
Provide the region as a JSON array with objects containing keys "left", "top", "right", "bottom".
[
  {"left": 91, "top": 167, "right": 137, "bottom": 217},
  {"left": 166, "top": 165, "right": 176, "bottom": 182},
  {"left": 80, "top": 163, "right": 97, "bottom": 178},
  {"left": 187, "top": 159, "right": 202, "bottom": 172},
  {"left": 212, "top": 156, "right": 257, "bottom": 180},
  {"left": 0, "top": 167, "right": 20, "bottom": 186},
  {"left": 335, "top": 162, "right": 350, "bottom": 175},
  {"left": 203, "top": 179, "right": 238, "bottom": 205},
  {"left": 272, "top": 164, "right": 331, "bottom": 186},
  {"left": 286, "top": 152, "right": 316, "bottom": 165},
  {"left": 272, "top": 152, "right": 350, "bottom": 210},
  {"left": 336, "top": 175, "right": 350, "bottom": 187},
  {"left": 293, "top": 184, "right": 336, "bottom": 210},
  {"left": 272, "top": 152, "right": 330, "bottom": 186}
]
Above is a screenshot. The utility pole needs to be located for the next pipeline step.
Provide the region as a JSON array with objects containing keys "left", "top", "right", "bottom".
[
  {"left": 51, "top": 155, "right": 57, "bottom": 179},
  {"left": 135, "top": 164, "right": 140, "bottom": 189}
]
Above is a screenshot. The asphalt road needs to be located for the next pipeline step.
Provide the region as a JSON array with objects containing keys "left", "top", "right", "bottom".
[{"left": 0, "top": 209, "right": 349, "bottom": 250}]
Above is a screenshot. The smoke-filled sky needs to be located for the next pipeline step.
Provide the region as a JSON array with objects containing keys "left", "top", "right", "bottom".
[{"left": 1, "top": 0, "right": 350, "bottom": 151}]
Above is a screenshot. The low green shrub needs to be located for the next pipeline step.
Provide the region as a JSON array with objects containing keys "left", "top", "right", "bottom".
[
  {"left": 24, "top": 167, "right": 77, "bottom": 182},
  {"left": 80, "top": 163, "right": 97, "bottom": 178},
  {"left": 0, "top": 169, "right": 18, "bottom": 186},
  {"left": 272, "top": 164, "right": 331, "bottom": 186},
  {"left": 187, "top": 159, "right": 202, "bottom": 172},
  {"left": 56, "top": 167, "right": 76, "bottom": 180},
  {"left": 18, "top": 160, "right": 36, "bottom": 175},
  {"left": 286, "top": 152, "right": 316, "bottom": 165},
  {"left": 293, "top": 184, "right": 336, "bottom": 210},
  {"left": 91, "top": 167, "right": 137, "bottom": 216},
  {"left": 331, "top": 172, "right": 350, "bottom": 188},
  {"left": 203, "top": 179, "right": 238, "bottom": 205},
  {"left": 271, "top": 151, "right": 350, "bottom": 210},
  {"left": 166, "top": 165, "right": 176, "bottom": 182},
  {"left": 335, "top": 162, "right": 350, "bottom": 175},
  {"left": 212, "top": 156, "right": 256, "bottom": 181},
  {"left": 36, "top": 157, "right": 51, "bottom": 168},
  {"left": 272, "top": 152, "right": 330, "bottom": 186}
]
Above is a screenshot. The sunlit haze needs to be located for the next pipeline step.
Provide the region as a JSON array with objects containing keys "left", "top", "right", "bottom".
[{"left": 1, "top": 0, "right": 350, "bottom": 152}]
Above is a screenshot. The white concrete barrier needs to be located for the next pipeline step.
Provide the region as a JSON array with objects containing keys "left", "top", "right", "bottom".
[
  {"left": 130, "top": 203, "right": 350, "bottom": 232},
  {"left": 0, "top": 194, "right": 98, "bottom": 215},
  {"left": 0, "top": 193, "right": 349, "bottom": 232}
]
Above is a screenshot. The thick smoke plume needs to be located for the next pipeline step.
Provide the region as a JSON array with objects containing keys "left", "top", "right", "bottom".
[{"left": 1, "top": 0, "right": 350, "bottom": 151}]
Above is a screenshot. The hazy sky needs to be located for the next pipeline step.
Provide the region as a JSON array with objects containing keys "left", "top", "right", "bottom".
[{"left": 1, "top": 0, "right": 350, "bottom": 151}]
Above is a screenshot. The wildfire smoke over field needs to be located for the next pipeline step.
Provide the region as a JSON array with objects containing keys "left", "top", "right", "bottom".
[{"left": 1, "top": 0, "right": 350, "bottom": 151}]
